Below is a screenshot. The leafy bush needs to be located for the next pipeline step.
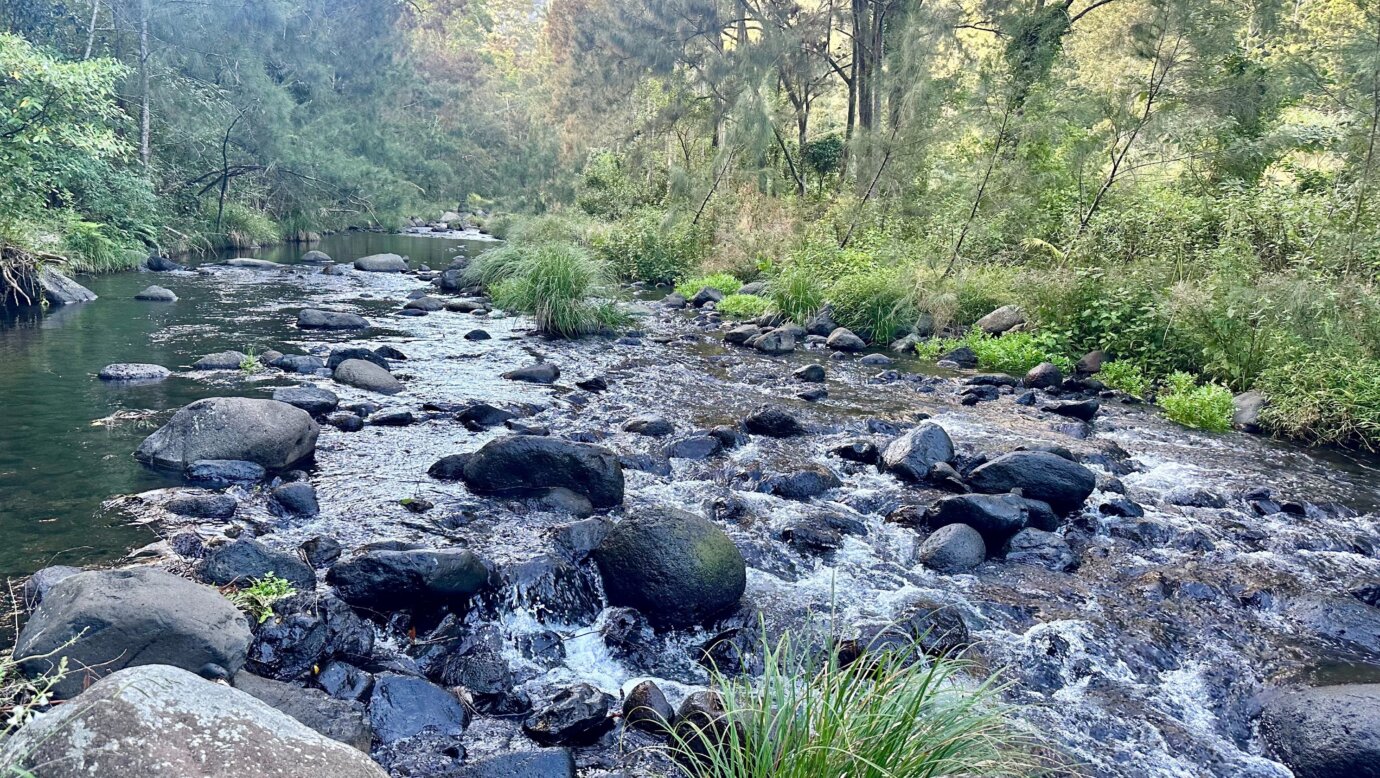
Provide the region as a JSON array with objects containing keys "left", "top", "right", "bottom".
[
  {"left": 61, "top": 220, "right": 138, "bottom": 273},
  {"left": 1158, "top": 372, "right": 1234, "bottom": 432},
  {"left": 1258, "top": 355, "right": 1380, "bottom": 450},
  {"left": 1098, "top": 361, "right": 1148, "bottom": 397},
  {"left": 829, "top": 270, "right": 917, "bottom": 342},
  {"left": 769, "top": 264, "right": 827, "bottom": 324},
  {"left": 967, "top": 331, "right": 1072, "bottom": 375},
  {"left": 676, "top": 273, "right": 742, "bottom": 299},
  {"left": 508, "top": 213, "right": 593, "bottom": 246},
  {"left": 666, "top": 628, "right": 1042, "bottom": 778},
  {"left": 576, "top": 149, "right": 655, "bottom": 219},
  {"left": 217, "top": 202, "right": 280, "bottom": 248},
  {"left": 594, "top": 207, "right": 707, "bottom": 283},
  {"left": 479, "top": 242, "right": 627, "bottom": 337},
  {"left": 716, "top": 294, "right": 769, "bottom": 319},
  {"left": 226, "top": 573, "right": 297, "bottom": 624}
]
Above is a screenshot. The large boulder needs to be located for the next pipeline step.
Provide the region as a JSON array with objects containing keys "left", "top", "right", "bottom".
[
  {"left": 925, "top": 493, "right": 1057, "bottom": 548},
  {"left": 273, "top": 386, "right": 340, "bottom": 416},
  {"left": 135, "top": 397, "right": 319, "bottom": 472},
  {"left": 966, "top": 451, "right": 1095, "bottom": 514},
  {"left": 523, "top": 684, "right": 615, "bottom": 746},
  {"left": 193, "top": 350, "right": 249, "bottom": 370},
  {"left": 743, "top": 406, "right": 805, "bottom": 437},
  {"left": 327, "top": 548, "right": 489, "bottom": 610},
  {"left": 1234, "top": 390, "right": 1267, "bottom": 433},
  {"left": 14, "top": 567, "right": 252, "bottom": 700},
  {"left": 592, "top": 509, "right": 746, "bottom": 629},
  {"left": 37, "top": 267, "right": 97, "bottom": 305},
  {"left": 880, "top": 422, "right": 955, "bottom": 483},
  {"left": 1260, "top": 683, "right": 1380, "bottom": 778},
  {"left": 98, "top": 363, "right": 171, "bottom": 382},
  {"left": 328, "top": 346, "right": 392, "bottom": 372},
  {"left": 915, "top": 523, "right": 985, "bottom": 574},
  {"left": 299, "top": 309, "right": 369, "bottom": 330},
  {"left": 1024, "top": 362, "right": 1063, "bottom": 390},
  {"left": 234, "top": 672, "right": 372, "bottom": 751},
  {"left": 0, "top": 665, "right": 388, "bottom": 777},
  {"left": 975, "top": 305, "right": 1024, "bottom": 335},
  {"left": 199, "top": 537, "right": 316, "bottom": 590},
  {"left": 334, "top": 358, "right": 404, "bottom": 395},
  {"left": 459, "top": 436, "right": 624, "bottom": 511},
  {"left": 135, "top": 284, "right": 178, "bottom": 302},
  {"left": 353, "top": 253, "right": 408, "bottom": 272}
]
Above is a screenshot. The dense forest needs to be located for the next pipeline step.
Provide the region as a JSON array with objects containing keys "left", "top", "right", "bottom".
[{"left": 5, "top": 0, "right": 1380, "bottom": 447}]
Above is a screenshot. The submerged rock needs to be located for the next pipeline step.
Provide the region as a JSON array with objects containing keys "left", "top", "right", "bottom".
[
  {"left": 298, "top": 309, "right": 369, "bottom": 330},
  {"left": 326, "top": 547, "right": 489, "bottom": 610},
  {"left": 459, "top": 436, "right": 624, "bottom": 511},
  {"left": 98, "top": 363, "right": 171, "bottom": 382},
  {"left": 135, "top": 397, "right": 319, "bottom": 471},
  {"left": 1260, "top": 683, "right": 1380, "bottom": 778}
]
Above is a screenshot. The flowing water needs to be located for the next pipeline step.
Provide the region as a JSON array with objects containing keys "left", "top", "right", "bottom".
[{"left": 4, "top": 233, "right": 1380, "bottom": 775}]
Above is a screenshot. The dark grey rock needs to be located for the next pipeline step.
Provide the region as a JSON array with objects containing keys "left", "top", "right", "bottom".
[
  {"left": 368, "top": 673, "right": 469, "bottom": 743},
  {"left": 743, "top": 406, "right": 805, "bottom": 437},
  {"left": 522, "top": 683, "right": 615, "bottom": 746},
  {"left": 299, "top": 309, "right": 369, "bottom": 330},
  {"left": 915, "top": 523, "right": 985, "bottom": 573},
  {"left": 327, "top": 548, "right": 489, "bottom": 610},
  {"left": 200, "top": 538, "right": 315, "bottom": 590},
  {"left": 135, "top": 284, "right": 178, "bottom": 302},
  {"left": 327, "top": 347, "right": 390, "bottom": 372},
  {"left": 272, "top": 386, "right": 339, "bottom": 416},
  {"left": 624, "top": 416, "right": 674, "bottom": 437},
  {"left": 459, "top": 436, "right": 624, "bottom": 511},
  {"left": 192, "top": 350, "right": 249, "bottom": 370},
  {"left": 1024, "top": 362, "right": 1063, "bottom": 390},
  {"left": 185, "top": 459, "right": 267, "bottom": 486},
  {"left": 271, "top": 481, "right": 320, "bottom": 516},
  {"left": 826, "top": 327, "right": 866, "bottom": 351},
  {"left": 271, "top": 354, "right": 327, "bottom": 374},
  {"left": 1003, "top": 528, "right": 1076, "bottom": 571},
  {"left": 166, "top": 492, "right": 237, "bottom": 519},
  {"left": 136, "top": 397, "right": 319, "bottom": 471},
  {"left": 966, "top": 451, "right": 1096, "bottom": 514},
  {"left": 1260, "top": 683, "right": 1380, "bottom": 778},
  {"left": 881, "top": 422, "right": 954, "bottom": 483},
  {"left": 234, "top": 672, "right": 372, "bottom": 751},
  {"left": 503, "top": 363, "right": 560, "bottom": 383}
]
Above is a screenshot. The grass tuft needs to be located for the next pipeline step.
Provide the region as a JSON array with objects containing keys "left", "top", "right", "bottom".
[
  {"left": 470, "top": 241, "right": 628, "bottom": 337},
  {"left": 676, "top": 273, "right": 743, "bottom": 299},
  {"left": 717, "top": 294, "right": 770, "bottom": 319},
  {"left": 1158, "top": 371, "right": 1234, "bottom": 432},
  {"left": 224, "top": 573, "right": 296, "bottom": 624}
]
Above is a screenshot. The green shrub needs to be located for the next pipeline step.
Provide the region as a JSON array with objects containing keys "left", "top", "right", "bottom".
[
  {"left": 769, "top": 264, "right": 827, "bottom": 324},
  {"left": 666, "top": 628, "right": 1043, "bottom": 778},
  {"left": 480, "top": 242, "right": 628, "bottom": 337},
  {"left": 594, "top": 207, "right": 707, "bottom": 283},
  {"left": 508, "top": 213, "right": 593, "bottom": 246},
  {"left": 61, "top": 220, "right": 138, "bottom": 273},
  {"left": 575, "top": 149, "right": 655, "bottom": 219},
  {"left": 717, "top": 294, "right": 769, "bottom": 319},
  {"left": 1257, "top": 355, "right": 1380, "bottom": 450},
  {"left": 217, "top": 202, "right": 280, "bottom": 247},
  {"left": 226, "top": 573, "right": 297, "bottom": 624},
  {"left": 1158, "top": 372, "right": 1234, "bottom": 432},
  {"left": 966, "top": 331, "right": 1073, "bottom": 375},
  {"left": 483, "top": 213, "right": 516, "bottom": 239},
  {"left": 676, "top": 272, "right": 742, "bottom": 299},
  {"left": 828, "top": 270, "right": 917, "bottom": 342},
  {"left": 1098, "top": 361, "right": 1148, "bottom": 397}
]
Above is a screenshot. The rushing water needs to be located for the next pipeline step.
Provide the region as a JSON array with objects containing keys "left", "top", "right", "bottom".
[{"left": 5, "top": 233, "right": 1380, "bottom": 775}]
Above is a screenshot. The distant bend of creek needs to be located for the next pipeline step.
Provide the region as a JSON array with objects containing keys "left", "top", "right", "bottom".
[{"left": 3, "top": 229, "right": 1380, "bottom": 776}]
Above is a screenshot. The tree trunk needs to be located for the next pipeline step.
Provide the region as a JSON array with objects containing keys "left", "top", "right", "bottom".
[
  {"left": 83, "top": 0, "right": 101, "bottom": 60},
  {"left": 138, "top": 0, "right": 151, "bottom": 172}
]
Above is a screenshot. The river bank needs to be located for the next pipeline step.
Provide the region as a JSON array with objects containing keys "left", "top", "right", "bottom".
[{"left": 3, "top": 237, "right": 1380, "bottom": 776}]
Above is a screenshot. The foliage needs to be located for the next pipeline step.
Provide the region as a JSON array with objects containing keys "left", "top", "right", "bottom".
[
  {"left": 576, "top": 150, "right": 655, "bottom": 219},
  {"left": 829, "top": 270, "right": 917, "bottom": 342},
  {"left": 665, "top": 628, "right": 1042, "bottom": 778},
  {"left": 225, "top": 573, "right": 296, "bottom": 624},
  {"left": 1098, "top": 361, "right": 1148, "bottom": 398},
  {"left": 716, "top": 294, "right": 770, "bottom": 319},
  {"left": 239, "top": 348, "right": 262, "bottom": 375},
  {"left": 1158, "top": 372, "right": 1235, "bottom": 432},
  {"left": 594, "top": 207, "right": 708, "bottom": 284},
  {"left": 479, "top": 241, "right": 628, "bottom": 337},
  {"left": 965, "top": 331, "right": 1072, "bottom": 376},
  {"left": 676, "top": 273, "right": 742, "bottom": 299},
  {"left": 768, "top": 264, "right": 827, "bottom": 324},
  {"left": 0, "top": 640, "right": 72, "bottom": 739},
  {"left": 1258, "top": 356, "right": 1380, "bottom": 450}
]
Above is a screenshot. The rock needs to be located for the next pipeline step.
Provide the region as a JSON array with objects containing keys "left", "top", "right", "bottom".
[
  {"left": 316, "top": 660, "right": 372, "bottom": 701},
  {"left": 186, "top": 459, "right": 267, "bottom": 486},
  {"left": 673, "top": 690, "right": 736, "bottom": 761},
  {"left": 301, "top": 250, "right": 332, "bottom": 263},
  {"left": 832, "top": 439, "right": 880, "bottom": 464},
  {"left": 446, "top": 299, "right": 489, "bottom": 313},
  {"left": 326, "top": 548, "right": 489, "bottom": 610},
  {"left": 326, "top": 412, "right": 364, "bottom": 432},
  {"left": 967, "top": 374, "right": 1020, "bottom": 388},
  {"left": 302, "top": 536, "right": 343, "bottom": 568},
  {"left": 273, "top": 386, "right": 339, "bottom": 416},
  {"left": 1024, "top": 362, "right": 1063, "bottom": 390},
  {"left": 667, "top": 435, "right": 722, "bottom": 460},
  {"left": 975, "top": 305, "right": 1024, "bottom": 335},
  {"left": 146, "top": 254, "right": 186, "bottom": 271},
  {"left": 690, "top": 287, "right": 724, "bottom": 307},
  {"left": 234, "top": 672, "right": 372, "bottom": 751},
  {"left": 1003, "top": 528, "right": 1076, "bottom": 571},
  {"left": 20, "top": 565, "right": 81, "bottom": 610},
  {"left": 1041, "top": 399, "right": 1100, "bottom": 422},
  {"left": 925, "top": 493, "right": 1057, "bottom": 547},
  {"left": 575, "top": 376, "right": 607, "bottom": 392},
  {"left": 368, "top": 673, "right": 469, "bottom": 743},
  {"left": 14, "top": 568, "right": 252, "bottom": 700},
  {"left": 523, "top": 684, "right": 615, "bottom": 746},
  {"left": 967, "top": 451, "right": 1096, "bottom": 514},
  {"left": 915, "top": 523, "right": 986, "bottom": 573},
  {"left": 938, "top": 345, "right": 978, "bottom": 368},
  {"left": 193, "top": 350, "right": 249, "bottom": 370},
  {"left": 860, "top": 353, "right": 892, "bottom": 365},
  {"left": 404, "top": 296, "right": 445, "bottom": 312},
  {"left": 271, "top": 481, "right": 320, "bottom": 516},
  {"left": 503, "top": 363, "right": 560, "bottom": 383},
  {"left": 134, "top": 284, "right": 178, "bottom": 302},
  {"left": 36, "top": 267, "right": 97, "bottom": 305},
  {"left": 375, "top": 345, "right": 406, "bottom": 361},
  {"left": 1233, "top": 390, "right": 1267, "bottom": 433},
  {"left": 353, "top": 253, "right": 408, "bottom": 272},
  {"left": 334, "top": 358, "right": 404, "bottom": 395},
  {"left": 98, "top": 363, "right": 171, "bottom": 382},
  {"left": 761, "top": 466, "right": 842, "bottom": 501},
  {"left": 624, "top": 416, "right": 674, "bottom": 437},
  {"left": 826, "top": 327, "right": 867, "bottom": 351},
  {"left": 794, "top": 364, "right": 826, "bottom": 382},
  {"left": 450, "top": 751, "right": 577, "bottom": 778},
  {"left": 1165, "top": 486, "right": 1227, "bottom": 509},
  {"left": 435, "top": 268, "right": 467, "bottom": 291},
  {"left": 1075, "top": 350, "right": 1105, "bottom": 375},
  {"left": 805, "top": 306, "right": 840, "bottom": 337},
  {"left": 880, "top": 422, "right": 955, "bottom": 483},
  {"left": 167, "top": 492, "right": 238, "bottom": 519},
  {"left": 327, "top": 347, "right": 391, "bottom": 372},
  {"left": 136, "top": 397, "right": 319, "bottom": 471},
  {"left": 428, "top": 453, "right": 470, "bottom": 480},
  {"left": 465, "top": 328, "right": 491, "bottom": 340},
  {"left": 459, "top": 436, "right": 624, "bottom": 511},
  {"left": 624, "top": 680, "right": 674, "bottom": 732},
  {"left": 226, "top": 258, "right": 282, "bottom": 270},
  {"left": 298, "top": 309, "right": 369, "bottom": 330},
  {"left": 456, "top": 402, "right": 517, "bottom": 429},
  {"left": 0, "top": 665, "right": 387, "bottom": 777},
  {"left": 200, "top": 538, "right": 316, "bottom": 590},
  {"left": 272, "top": 353, "right": 327, "bottom": 374},
  {"left": 724, "top": 325, "right": 760, "bottom": 345},
  {"left": 368, "top": 407, "right": 415, "bottom": 426},
  {"left": 1260, "top": 683, "right": 1380, "bottom": 778},
  {"left": 592, "top": 509, "right": 746, "bottom": 629},
  {"left": 743, "top": 405, "right": 805, "bottom": 437},
  {"left": 753, "top": 327, "right": 796, "bottom": 355}
]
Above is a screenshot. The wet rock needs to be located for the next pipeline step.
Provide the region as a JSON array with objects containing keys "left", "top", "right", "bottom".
[
  {"left": 368, "top": 672, "right": 469, "bottom": 743},
  {"left": 880, "top": 422, "right": 955, "bottom": 483},
  {"left": 326, "top": 411, "right": 364, "bottom": 432},
  {"left": 200, "top": 537, "right": 315, "bottom": 590},
  {"left": 804, "top": 306, "right": 839, "bottom": 336},
  {"left": 456, "top": 402, "right": 516, "bottom": 429},
  {"left": 843, "top": 599, "right": 972, "bottom": 662},
  {"left": 375, "top": 345, "right": 406, "bottom": 361},
  {"left": 404, "top": 296, "right": 445, "bottom": 312},
  {"left": 1233, "top": 390, "right": 1267, "bottom": 433},
  {"left": 673, "top": 690, "right": 736, "bottom": 761},
  {"left": 428, "top": 453, "right": 471, "bottom": 480},
  {"left": 667, "top": 435, "right": 723, "bottom": 460},
  {"left": 860, "top": 353, "right": 892, "bottom": 365},
  {"left": 271, "top": 353, "right": 326, "bottom": 374},
  {"left": 827, "top": 327, "right": 867, "bottom": 351},
  {"left": 1287, "top": 596, "right": 1380, "bottom": 655},
  {"left": 915, "top": 523, "right": 986, "bottom": 573},
  {"left": 14, "top": 567, "right": 252, "bottom": 700},
  {"left": 960, "top": 385, "right": 1000, "bottom": 405},
  {"left": 20, "top": 565, "right": 80, "bottom": 610},
  {"left": 147, "top": 254, "right": 186, "bottom": 271},
  {"left": 1042, "top": 399, "right": 1100, "bottom": 421},
  {"left": 624, "top": 680, "right": 674, "bottom": 732},
  {"left": 503, "top": 363, "right": 560, "bottom": 384},
  {"left": 1099, "top": 497, "right": 1145, "bottom": 518},
  {"left": 353, "top": 253, "right": 408, "bottom": 272},
  {"left": 794, "top": 364, "right": 826, "bottom": 382},
  {"left": 334, "top": 358, "right": 403, "bottom": 395},
  {"left": 761, "top": 466, "right": 842, "bottom": 501},
  {"left": 782, "top": 517, "right": 843, "bottom": 553},
  {"left": 600, "top": 607, "right": 657, "bottom": 665},
  {"left": 327, "top": 548, "right": 489, "bottom": 611},
  {"left": 367, "top": 407, "right": 414, "bottom": 426},
  {"left": 743, "top": 405, "right": 805, "bottom": 437},
  {"left": 452, "top": 750, "right": 577, "bottom": 778},
  {"left": 316, "top": 660, "right": 373, "bottom": 701},
  {"left": 166, "top": 492, "right": 237, "bottom": 519},
  {"left": 797, "top": 386, "right": 828, "bottom": 402},
  {"left": 193, "top": 350, "right": 249, "bottom": 370},
  {"left": 298, "top": 309, "right": 369, "bottom": 330},
  {"left": 1003, "top": 528, "right": 1076, "bottom": 571},
  {"left": 1075, "top": 350, "right": 1105, "bottom": 375},
  {"left": 575, "top": 376, "right": 607, "bottom": 392},
  {"left": 523, "top": 684, "right": 615, "bottom": 746},
  {"left": 690, "top": 287, "right": 724, "bottom": 307},
  {"left": 136, "top": 397, "right": 319, "bottom": 471},
  {"left": 975, "top": 305, "right": 1024, "bottom": 335},
  {"left": 663, "top": 292, "right": 688, "bottom": 309},
  {"left": 1165, "top": 487, "right": 1227, "bottom": 509},
  {"left": 225, "top": 258, "right": 281, "bottom": 270},
  {"left": 99, "top": 363, "right": 171, "bottom": 382},
  {"left": 272, "top": 386, "right": 339, "bottom": 416},
  {"left": 234, "top": 672, "right": 371, "bottom": 751},
  {"left": 271, "top": 481, "right": 320, "bottom": 516},
  {"left": 401, "top": 497, "right": 434, "bottom": 513},
  {"left": 327, "top": 347, "right": 390, "bottom": 372},
  {"left": 832, "top": 439, "right": 880, "bottom": 464},
  {"left": 446, "top": 299, "right": 489, "bottom": 313},
  {"left": 967, "top": 374, "right": 1019, "bottom": 387},
  {"left": 624, "top": 415, "right": 674, "bottom": 437},
  {"left": 1260, "top": 683, "right": 1380, "bottom": 778},
  {"left": 34, "top": 267, "right": 97, "bottom": 305},
  {"left": 938, "top": 345, "right": 978, "bottom": 368},
  {"left": 186, "top": 459, "right": 267, "bottom": 486},
  {"left": 460, "top": 435, "right": 624, "bottom": 510},
  {"left": 301, "top": 536, "right": 343, "bottom": 568},
  {"left": 0, "top": 665, "right": 387, "bottom": 777},
  {"left": 925, "top": 493, "right": 1056, "bottom": 547},
  {"left": 1024, "top": 362, "right": 1063, "bottom": 390},
  {"left": 967, "top": 451, "right": 1095, "bottom": 514},
  {"left": 709, "top": 425, "right": 748, "bottom": 449},
  {"left": 753, "top": 327, "right": 796, "bottom": 355},
  {"left": 464, "top": 328, "right": 491, "bottom": 341},
  {"left": 300, "top": 250, "right": 332, "bottom": 263},
  {"left": 593, "top": 509, "right": 747, "bottom": 629}
]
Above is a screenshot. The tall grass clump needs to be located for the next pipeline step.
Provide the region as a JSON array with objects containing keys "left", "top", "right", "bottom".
[
  {"left": 468, "top": 241, "right": 626, "bottom": 337},
  {"left": 829, "top": 270, "right": 917, "bottom": 343},
  {"left": 594, "top": 207, "right": 707, "bottom": 283},
  {"left": 664, "top": 630, "right": 1042, "bottom": 778},
  {"left": 1257, "top": 355, "right": 1380, "bottom": 450},
  {"left": 676, "top": 273, "right": 742, "bottom": 299},
  {"left": 1158, "top": 371, "right": 1234, "bottom": 432},
  {"left": 769, "top": 264, "right": 827, "bottom": 324},
  {"left": 60, "top": 220, "right": 140, "bottom": 273}
]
